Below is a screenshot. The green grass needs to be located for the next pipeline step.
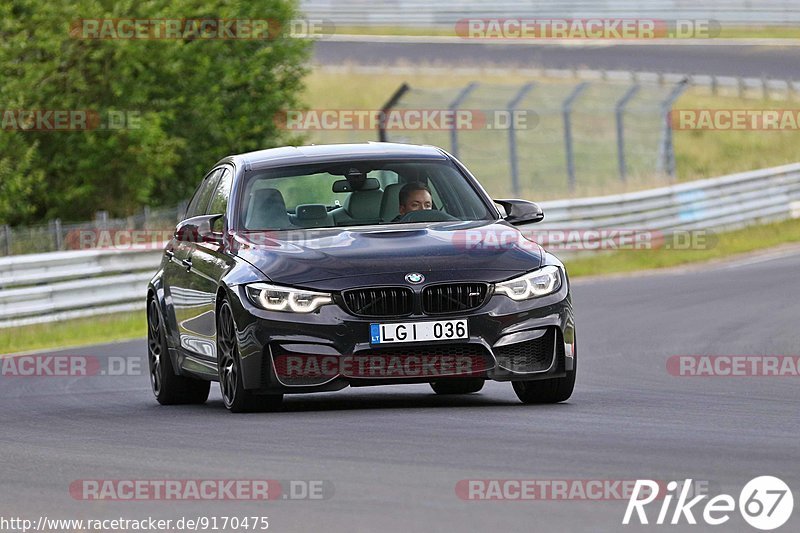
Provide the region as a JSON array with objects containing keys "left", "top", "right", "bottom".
[
  {"left": 564, "top": 217, "right": 800, "bottom": 277},
  {"left": 0, "top": 310, "right": 145, "bottom": 355},
  {"left": 673, "top": 93, "right": 800, "bottom": 182}
]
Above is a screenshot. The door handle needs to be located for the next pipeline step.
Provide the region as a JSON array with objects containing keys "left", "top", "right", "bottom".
[
  {"left": 181, "top": 258, "right": 192, "bottom": 271},
  {"left": 165, "top": 250, "right": 174, "bottom": 259}
]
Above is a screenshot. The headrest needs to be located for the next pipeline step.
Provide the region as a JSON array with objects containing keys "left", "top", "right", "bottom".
[
  {"left": 245, "top": 188, "right": 291, "bottom": 229},
  {"left": 344, "top": 188, "right": 383, "bottom": 219},
  {"left": 379, "top": 183, "right": 403, "bottom": 222},
  {"left": 295, "top": 204, "right": 328, "bottom": 221}
]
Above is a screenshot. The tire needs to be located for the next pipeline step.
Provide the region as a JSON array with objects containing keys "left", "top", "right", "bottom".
[
  {"left": 512, "top": 337, "right": 576, "bottom": 404},
  {"left": 217, "top": 300, "right": 283, "bottom": 413},
  {"left": 430, "top": 378, "right": 485, "bottom": 395},
  {"left": 147, "top": 298, "right": 210, "bottom": 405}
]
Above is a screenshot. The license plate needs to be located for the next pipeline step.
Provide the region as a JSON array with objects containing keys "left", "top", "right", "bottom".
[{"left": 370, "top": 319, "right": 468, "bottom": 344}]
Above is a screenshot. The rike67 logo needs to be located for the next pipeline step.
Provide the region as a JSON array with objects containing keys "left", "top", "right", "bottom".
[{"left": 624, "top": 477, "right": 794, "bottom": 530}]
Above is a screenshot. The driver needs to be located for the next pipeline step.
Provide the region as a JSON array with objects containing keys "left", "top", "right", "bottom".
[{"left": 396, "top": 182, "right": 432, "bottom": 219}]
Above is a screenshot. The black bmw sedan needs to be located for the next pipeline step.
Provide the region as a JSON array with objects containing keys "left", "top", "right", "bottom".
[{"left": 147, "top": 142, "right": 576, "bottom": 412}]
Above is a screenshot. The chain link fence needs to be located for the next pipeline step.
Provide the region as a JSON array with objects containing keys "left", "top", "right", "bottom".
[
  {"left": 380, "top": 77, "right": 687, "bottom": 200},
  {"left": 0, "top": 204, "right": 186, "bottom": 257}
]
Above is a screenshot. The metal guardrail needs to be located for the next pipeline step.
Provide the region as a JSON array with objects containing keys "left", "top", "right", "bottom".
[
  {"left": 0, "top": 248, "right": 163, "bottom": 329},
  {"left": 537, "top": 162, "right": 800, "bottom": 232},
  {"left": 300, "top": 0, "right": 800, "bottom": 26},
  {"left": 1, "top": 162, "right": 799, "bottom": 328}
]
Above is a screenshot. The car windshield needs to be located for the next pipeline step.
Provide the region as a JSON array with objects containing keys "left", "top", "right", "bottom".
[{"left": 238, "top": 159, "right": 494, "bottom": 230}]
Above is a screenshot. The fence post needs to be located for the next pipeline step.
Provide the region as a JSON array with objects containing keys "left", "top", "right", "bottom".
[
  {"left": 656, "top": 78, "right": 689, "bottom": 179},
  {"left": 562, "top": 82, "right": 589, "bottom": 192},
  {"left": 615, "top": 84, "right": 640, "bottom": 183},
  {"left": 447, "top": 82, "right": 479, "bottom": 159},
  {"left": 54, "top": 218, "right": 63, "bottom": 251},
  {"left": 95, "top": 210, "right": 109, "bottom": 228},
  {"left": 377, "top": 82, "right": 410, "bottom": 142},
  {"left": 507, "top": 82, "right": 536, "bottom": 197},
  {"left": 2, "top": 224, "right": 10, "bottom": 256}
]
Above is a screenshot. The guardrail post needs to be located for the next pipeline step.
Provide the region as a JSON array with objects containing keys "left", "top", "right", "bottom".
[
  {"left": 562, "top": 82, "right": 589, "bottom": 192},
  {"left": 615, "top": 84, "right": 640, "bottom": 183},
  {"left": 447, "top": 82, "right": 479, "bottom": 159},
  {"left": 377, "top": 82, "right": 410, "bottom": 143},
  {"left": 507, "top": 82, "right": 536, "bottom": 197},
  {"left": 656, "top": 78, "right": 689, "bottom": 179}
]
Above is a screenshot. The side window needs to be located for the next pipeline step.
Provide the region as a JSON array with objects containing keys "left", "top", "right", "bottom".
[
  {"left": 426, "top": 179, "right": 443, "bottom": 210},
  {"left": 206, "top": 168, "right": 233, "bottom": 232},
  {"left": 185, "top": 169, "right": 221, "bottom": 219},
  {"left": 207, "top": 168, "right": 233, "bottom": 216}
]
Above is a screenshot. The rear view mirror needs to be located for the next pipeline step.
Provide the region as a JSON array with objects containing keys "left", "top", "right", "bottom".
[
  {"left": 175, "top": 214, "right": 224, "bottom": 244},
  {"left": 332, "top": 177, "right": 380, "bottom": 193},
  {"left": 494, "top": 199, "right": 544, "bottom": 225}
]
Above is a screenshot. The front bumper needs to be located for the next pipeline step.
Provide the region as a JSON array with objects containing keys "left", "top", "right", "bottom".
[{"left": 229, "top": 281, "right": 575, "bottom": 393}]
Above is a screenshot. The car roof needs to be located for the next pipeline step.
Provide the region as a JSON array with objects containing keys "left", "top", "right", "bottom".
[{"left": 218, "top": 142, "right": 449, "bottom": 171}]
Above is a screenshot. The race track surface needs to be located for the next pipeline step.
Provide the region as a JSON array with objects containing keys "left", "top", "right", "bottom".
[{"left": 313, "top": 39, "right": 800, "bottom": 79}]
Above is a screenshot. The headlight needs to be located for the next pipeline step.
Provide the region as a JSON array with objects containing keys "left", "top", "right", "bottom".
[
  {"left": 494, "top": 266, "right": 562, "bottom": 301},
  {"left": 245, "top": 282, "right": 332, "bottom": 313}
]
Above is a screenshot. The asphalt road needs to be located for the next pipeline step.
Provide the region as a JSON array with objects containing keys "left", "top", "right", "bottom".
[
  {"left": 2, "top": 249, "right": 799, "bottom": 532},
  {"left": 313, "top": 39, "right": 800, "bottom": 79}
]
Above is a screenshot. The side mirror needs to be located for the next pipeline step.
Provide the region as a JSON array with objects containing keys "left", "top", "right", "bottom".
[
  {"left": 494, "top": 199, "right": 544, "bottom": 226},
  {"left": 175, "top": 214, "right": 224, "bottom": 244}
]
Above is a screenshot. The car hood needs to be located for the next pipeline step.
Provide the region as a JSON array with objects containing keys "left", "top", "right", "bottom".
[{"left": 233, "top": 221, "right": 543, "bottom": 291}]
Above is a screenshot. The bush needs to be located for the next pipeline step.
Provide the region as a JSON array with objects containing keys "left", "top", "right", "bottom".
[{"left": 0, "top": 0, "right": 309, "bottom": 225}]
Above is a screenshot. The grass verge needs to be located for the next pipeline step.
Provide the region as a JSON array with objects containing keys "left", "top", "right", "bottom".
[
  {"left": 564, "top": 217, "right": 800, "bottom": 277},
  {"left": 3, "top": 218, "right": 800, "bottom": 354},
  {"left": 0, "top": 310, "right": 145, "bottom": 356}
]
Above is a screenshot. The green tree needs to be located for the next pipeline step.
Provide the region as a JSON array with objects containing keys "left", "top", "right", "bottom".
[{"left": 0, "top": 0, "right": 309, "bottom": 225}]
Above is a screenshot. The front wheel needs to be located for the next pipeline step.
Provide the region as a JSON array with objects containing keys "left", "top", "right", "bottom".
[
  {"left": 217, "top": 300, "right": 283, "bottom": 413},
  {"left": 512, "top": 340, "right": 576, "bottom": 404},
  {"left": 147, "top": 298, "right": 210, "bottom": 405}
]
